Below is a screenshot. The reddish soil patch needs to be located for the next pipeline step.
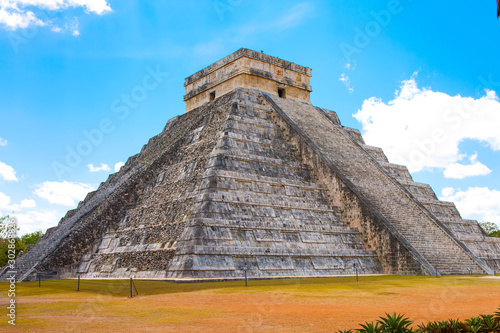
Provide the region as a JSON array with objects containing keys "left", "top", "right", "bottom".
[{"left": 4, "top": 276, "right": 500, "bottom": 332}]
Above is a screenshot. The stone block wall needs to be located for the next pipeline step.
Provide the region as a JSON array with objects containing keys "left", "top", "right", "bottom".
[
  {"left": 342, "top": 122, "right": 500, "bottom": 273},
  {"left": 264, "top": 93, "right": 491, "bottom": 275},
  {"left": 7, "top": 85, "right": 498, "bottom": 282},
  {"left": 168, "top": 89, "right": 381, "bottom": 279},
  {"left": 184, "top": 48, "right": 312, "bottom": 112}
]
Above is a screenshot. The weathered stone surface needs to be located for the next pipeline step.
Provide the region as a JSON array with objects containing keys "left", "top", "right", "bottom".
[
  {"left": 184, "top": 48, "right": 312, "bottom": 112},
  {"left": 167, "top": 89, "right": 381, "bottom": 278},
  {"left": 4, "top": 49, "right": 499, "bottom": 282},
  {"left": 264, "top": 93, "right": 495, "bottom": 275},
  {"left": 358, "top": 144, "right": 500, "bottom": 272}
]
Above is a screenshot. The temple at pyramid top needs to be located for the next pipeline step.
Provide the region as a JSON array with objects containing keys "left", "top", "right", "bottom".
[
  {"left": 184, "top": 48, "right": 312, "bottom": 112},
  {"left": 5, "top": 48, "right": 499, "bottom": 284}
]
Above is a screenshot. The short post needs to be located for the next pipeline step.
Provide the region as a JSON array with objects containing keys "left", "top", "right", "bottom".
[
  {"left": 38, "top": 273, "right": 41, "bottom": 287},
  {"left": 130, "top": 278, "right": 133, "bottom": 298},
  {"left": 77, "top": 275, "right": 80, "bottom": 291},
  {"left": 466, "top": 267, "right": 471, "bottom": 276},
  {"left": 353, "top": 263, "right": 358, "bottom": 282},
  {"left": 244, "top": 263, "right": 248, "bottom": 287}
]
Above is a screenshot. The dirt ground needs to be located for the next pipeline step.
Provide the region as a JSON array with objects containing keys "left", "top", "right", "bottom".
[{"left": 1, "top": 275, "right": 499, "bottom": 332}]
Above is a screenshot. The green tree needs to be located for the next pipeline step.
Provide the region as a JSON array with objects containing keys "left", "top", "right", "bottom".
[
  {"left": 479, "top": 221, "right": 500, "bottom": 236},
  {"left": 0, "top": 215, "right": 44, "bottom": 267}
]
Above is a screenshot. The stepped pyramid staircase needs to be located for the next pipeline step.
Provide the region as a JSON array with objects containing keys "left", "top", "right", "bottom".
[
  {"left": 2, "top": 48, "right": 498, "bottom": 282},
  {"left": 263, "top": 93, "right": 494, "bottom": 276}
]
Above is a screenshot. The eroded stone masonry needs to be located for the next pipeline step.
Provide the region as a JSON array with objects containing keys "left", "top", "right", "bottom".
[{"left": 3, "top": 48, "right": 499, "bottom": 281}]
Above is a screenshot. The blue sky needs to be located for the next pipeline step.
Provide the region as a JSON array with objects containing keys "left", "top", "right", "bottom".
[{"left": 0, "top": 0, "right": 499, "bottom": 234}]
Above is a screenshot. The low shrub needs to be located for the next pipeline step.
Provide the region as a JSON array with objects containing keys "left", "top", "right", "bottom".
[{"left": 337, "top": 307, "right": 500, "bottom": 333}]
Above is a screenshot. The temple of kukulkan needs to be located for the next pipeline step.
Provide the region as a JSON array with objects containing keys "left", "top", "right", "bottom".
[{"left": 4, "top": 48, "right": 500, "bottom": 282}]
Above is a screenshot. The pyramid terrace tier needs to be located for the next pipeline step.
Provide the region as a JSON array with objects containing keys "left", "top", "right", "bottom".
[{"left": 6, "top": 85, "right": 500, "bottom": 282}]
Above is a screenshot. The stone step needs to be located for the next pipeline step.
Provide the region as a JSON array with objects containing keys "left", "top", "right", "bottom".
[
  {"left": 191, "top": 218, "right": 354, "bottom": 233},
  {"left": 264, "top": 94, "right": 488, "bottom": 275},
  {"left": 207, "top": 148, "right": 307, "bottom": 169},
  {"left": 222, "top": 131, "right": 297, "bottom": 152},
  {"left": 201, "top": 169, "right": 323, "bottom": 191},
  {"left": 193, "top": 191, "right": 334, "bottom": 212},
  {"left": 216, "top": 137, "right": 299, "bottom": 161},
  {"left": 175, "top": 245, "right": 377, "bottom": 257}
]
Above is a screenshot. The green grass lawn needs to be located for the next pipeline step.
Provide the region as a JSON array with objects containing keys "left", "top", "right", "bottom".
[{"left": 9, "top": 274, "right": 497, "bottom": 298}]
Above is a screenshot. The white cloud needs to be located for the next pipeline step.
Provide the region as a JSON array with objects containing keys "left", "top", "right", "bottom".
[
  {"left": 2, "top": 0, "right": 112, "bottom": 15},
  {"left": 20, "top": 198, "right": 36, "bottom": 208},
  {"left": 88, "top": 163, "right": 110, "bottom": 172},
  {"left": 0, "top": 6, "right": 44, "bottom": 30},
  {"left": 34, "top": 180, "right": 94, "bottom": 206},
  {"left": 0, "top": 0, "right": 111, "bottom": 32},
  {"left": 11, "top": 209, "right": 61, "bottom": 235},
  {"left": 114, "top": 161, "right": 124, "bottom": 172},
  {"left": 339, "top": 73, "right": 354, "bottom": 93},
  {"left": 0, "top": 137, "right": 7, "bottom": 146},
  {"left": 0, "top": 161, "right": 18, "bottom": 181},
  {"left": 440, "top": 187, "right": 500, "bottom": 225},
  {"left": 0, "top": 192, "right": 36, "bottom": 212},
  {"left": 443, "top": 153, "right": 492, "bottom": 179},
  {"left": 0, "top": 192, "right": 12, "bottom": 210},
  {"left": 0, "top": 192, "right": 62, "bottom": 235},
  {"left": 354, "top": 75, "right": 500, "bottom": 173}
]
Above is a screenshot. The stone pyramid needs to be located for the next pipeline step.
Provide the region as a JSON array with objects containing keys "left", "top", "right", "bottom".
[{"left": 4, "top": 48, "right": 499, "bottom": 282}]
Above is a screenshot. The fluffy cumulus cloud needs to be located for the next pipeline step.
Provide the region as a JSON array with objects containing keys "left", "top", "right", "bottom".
[
  {"left": 34, "top": 180, "right": 94, "bottom": 206},
  {"left": 0, "top": 3, "right": 44, "bottom": 30},
  {"left": 354, "top": 75, "right": 500, "bottom": 174},
  {"left": 0, "top": 161, "right": 18, "bottom": 181},
  {"left": 11, "top": 210, "right": 61, "bottom": 234},
  {"left": 88, "top": 163, "right": 110, "bottom": 172},
  {"left": 0, "top": 192, "right": 16, "bottom": 211},
  {"left": 0, "top": 0, "right": 111, "bottom": 33},
  {"left": 440, "top": 187, "right": 500, "bottom": 225},
  {"left": 443, "top": 153, "right": 492, "bottom": 179},
  {"left": 114, "top": 161, "right": 124, "bottom": 172},
  {"left": 0, "top": 191, "right": 65, "bottom": 235},
  {"left": 0, "top": 191, "right": 36, "bottom": 212}
]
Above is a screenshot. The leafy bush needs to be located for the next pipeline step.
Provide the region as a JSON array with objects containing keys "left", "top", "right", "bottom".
[
  {"left": 0, "top": 215, "right": 44, "bottom": 267},
  {"left": 357, "top": 321, "right": 382, "bottom": 333},
  {"left": 479, "top": 222, "right": 500, "bottom": 237},
  {"left": 378, "top": 313, "right": 413, "bottom": 332},
  {"left": 339, "top": 307, "right": 500, "bottom": 333}
]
